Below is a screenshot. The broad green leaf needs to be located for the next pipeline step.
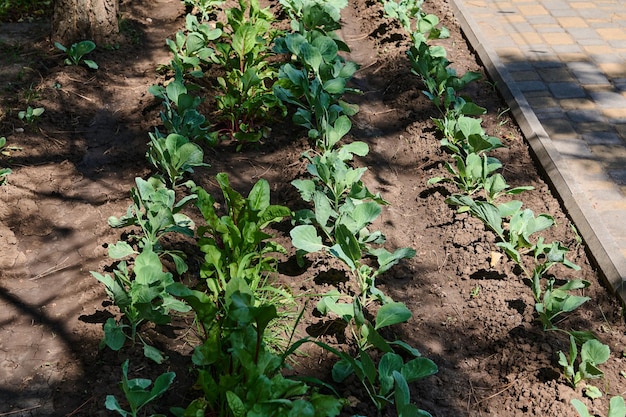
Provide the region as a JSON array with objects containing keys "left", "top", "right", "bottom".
[
  {"left": 379, "top": 352, "right": 403, "bottom": 395},
  {"left": 348, "top": 201, "right": 381, "bottom": 232},
  {"left": 300, "top": 42, "right": 323, "bottom": 74},
  {"left": 248, "top": 178, "right": 270, "bottom": 212},
  {"left": 360, "top": 350, "right": 377, "bottom": 384},
  {"left": 393, "top": 371, "right": 411, "bottom": 408},
  {"left": 92, "top": 272, "right": 130, "bottom": 308},
  {"left": 103, "top": 318, "right": 126, "bottom": 351},
  {"left": 570, "top": 399, "right": 592, "bottom": 417},
  {"left": 165, "top": 79, "right": 187, "bottom": 106},
  {"left": 291, "top": 225, "right": 326, "bottom": 253},
  {"left": 288, "top": 400, "right": 315, "bottom": 417},
  {"left": 337, "top": 141, "right": 368, "bottom": 160},
  {"left": 331, "top": 358, "right": 354, "bottom": 382},
  {"left": 608, "top": 396, "right": 626, "bottom": 417},
  {"left": 105, "top": 395, "right": 128, "bottom": 416},
  {"left": 365, "top": 323, "right": 392, "bottom": 352},
  {"left": 232, "top": 23, "right": 257, "bottom": 57},
  {"left": 581, "top": 339, "right": 610, "bottom": 365},
  {"left": 84, "top": 59, "right": 98, "bottom": 70},
  {"left": 560, "top": 294, "right": 591, "bottom": 314},
  {"left": 401, "top": 357, "right": 439, "bottom": 382},
  {"left": 312, "top": 35, "right": 338, "bottom": 62},
  {"left": 370, "top": 247, "right": 416, "bottom": 276},
  {"left": 584, "top": 385, "right": 602, "bottom": 399},
  {"left": 333, "top": 224, "right": 361, "bottom": 266},
  {"left": 323, "top": 77, "right": 346, "bottom": 94},
  {"left": 309, "top": 392, "right": 343, "bottom": 417},
  {"left": 108, "top": 241, "right": 137, "bottom": 259},
  {"left": 143, "top": 343, "right": 165, "bottom": 364},
  {"left": 498, "top": 200, "right": 523, "bottom": 218},
  {"left": 313, "top": 191, "right": 335, "bottom": 228},
  {"left": 292, "top": 179, "right": 316, "bottom": 201},
  {"left": 375, "top": 302, "right": 412, "bottom": 330},
  {"left": 326, "top": 115, "right": 351, "bottom": 148}
]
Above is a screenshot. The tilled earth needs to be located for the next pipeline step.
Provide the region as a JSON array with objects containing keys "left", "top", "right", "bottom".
[{"left": 1, "top": 0, "right": 625, "bottom": 416}]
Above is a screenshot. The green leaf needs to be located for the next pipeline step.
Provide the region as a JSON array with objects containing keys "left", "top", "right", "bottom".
[
  {"left": 393, "top": 370, "right": 411, "bottom": 408},
  {"left": 310, "top": 392, "right": 344, "bottom": 417},
  {"left": 401, "top": 357, "right": 438, "bottom": 382},
  {"left": 326, "top": 115, "right": 352, "bottom": 149},
  {"left": 331, "top": 358, "right": 354, "bottom": 382},
  {"left": 379, "top": 353, "right": 403, "bottom": 395},
  {"left": 290, "top": 225, "right": 326, "bottom": 253},
  {"left": 300, "top": 42, "right": 323, "bottom": 74},
  {"left": 584, "top": 385, "right": 603, "bottom": 399},
  {"left": 608, "top": 396, "right": 626, "bottom": 417},
  {"left": 142, "top": 343, "right": 165, "bottom": 364},
  {"left": 581, "top": 339, "right": 610, "bottom": 365},
  {"left": 375, "top": 302, "right": 412, "bottom": 330},
  {"left": 332, "top": 224, "right": 361, "bottom": 267},
  {"left": 248, "top": 178, "right": 270, "bottom": 212},
  {"left": 105, "top": 395, "right": 129, "bottom": 416},
  {"left": 103, "top": 318, "right": 126, "bottom": 351},
  {"left": 84, "top": 59, "right": 99, "bottom": 69},
  {"left": 226, "top": 391, "right": 246, "bottom": 417},
  {"left": 360, "top": 350, "right": 377, "bottom": 385},
  {"left": 108, "top": 241, "right": 137, "bottom": 259},
  {"left": 570, "top": 399, "right": 592, "bottom": 417},
  {"left": 232, "top": 23, "right": 257, "bottom": 57}
]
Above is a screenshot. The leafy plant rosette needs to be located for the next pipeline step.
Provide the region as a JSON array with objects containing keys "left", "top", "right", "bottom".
[
  {"left": 0, "top": 137, "right": 11, "bottom": 185},
  {"left": 54, "top": 40, "right": 99, "bottom": 69}
]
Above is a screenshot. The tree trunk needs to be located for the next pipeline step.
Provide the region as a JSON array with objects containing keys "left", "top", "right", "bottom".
[{"left": 51, "top": 0, "right": 119, "bottom": 47}]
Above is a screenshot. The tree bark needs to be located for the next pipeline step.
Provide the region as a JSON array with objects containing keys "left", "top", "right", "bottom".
[{"left": 51, "top": 0, "right": 119, "bottom": 47}]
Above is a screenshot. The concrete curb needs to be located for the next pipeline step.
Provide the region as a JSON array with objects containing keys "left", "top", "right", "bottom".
[{"left": 448, "top": 0, "right": 626, "bottom": 302}]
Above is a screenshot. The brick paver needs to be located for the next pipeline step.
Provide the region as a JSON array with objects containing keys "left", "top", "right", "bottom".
[{"left": 449, "top": 0, "right": 626, "bottom": 298}]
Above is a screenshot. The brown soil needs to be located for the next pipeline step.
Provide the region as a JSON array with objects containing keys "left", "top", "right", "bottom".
[{"left": 1, "top": 1, "right": 625, "bottom": 416}]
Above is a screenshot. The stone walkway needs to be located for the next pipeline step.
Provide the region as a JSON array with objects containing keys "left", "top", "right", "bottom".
[{"left": 449, "top": 0, "right": 626, "bottom": 300}]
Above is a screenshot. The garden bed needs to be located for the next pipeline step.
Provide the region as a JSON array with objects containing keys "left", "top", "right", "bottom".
[{"left": 1, "top": 0, "right": 625, "bottom": 416}]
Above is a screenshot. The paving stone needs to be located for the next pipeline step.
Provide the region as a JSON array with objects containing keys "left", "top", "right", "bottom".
[
  {"left": 511, "top": 70, "right": 542, "bottom": 81},
  {"left": 559, "top": 98, "right": 596, "bottom": 110},
  {"left": 567, "top": 109, "right": 606, "bottom": 123},
  {"left": 552, "top": 139, "right": 592, "bottom": 157},
  {"left": 541, "top": 118, "right": 578, "bottom": 138},
  {"left": 589, "top": 91, "right": 626, "bottom": 109},
  {"left": 539, "top": 67, "right": 575, "bottom": 82},
  {"left": 542, "top": 32, "right": 575, "bottom": 44},
  {"left": 567, "top": 61, "right": 611, "bottom": 85},
  {"left": 518, "top": 80, "right": 549, "bottom": 92},
  {"left": 548, "top": 82, "right": 587, "bottom": 98},
  {"left": 583, "top": 131, "right": 622, "bottom": 145}
]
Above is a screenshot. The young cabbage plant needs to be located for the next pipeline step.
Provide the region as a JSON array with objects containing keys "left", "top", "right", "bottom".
[
  {"left": 146, "top": 131, "right": 209, "bottom": 188},
  {"left": 54, "top": 40, "right": 98, "bottom": 69},
  {"left": 558, "top": 334, "right": 610, "bottom": 388},
  {"left": 108, "top": 176, "right": 197, "bottom": 273},
  {"left": 428, "top": 152, "right": 502, "bottom": 196},
  {"left": 0, "top": 137, "right": 11, "bottom": 185},
  {"left": 273, "top": 31, "right": 359, "bottom": 151},
  {"left": 182, "top": 0, "right": 225, "bottom": 22},
  {"left": 533, "top": 272, "right": 589, "bottom": 331},
  {"left": 92, "top": 244, "right": 191, "bottom": 363},
  {"left": 291, "top": 145, "right": 414, "bottom": 306},
  {"left": 148, "top": 77, "right": 216, "bottom": 144},
  {"left": 18, "top": 106, "right": 44, "bottom": 124},
  {"left": 571, "top": 396, "right": 626, "bottom": 417},
  {"left": 294, "top": 335, "right": 437, "bottom": 417},
  {"left": 166, "top": 14, "right": 222, "bottom": 76},
  {"left": 105, "top": 359, "right": 176, "bottom": 417}
]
